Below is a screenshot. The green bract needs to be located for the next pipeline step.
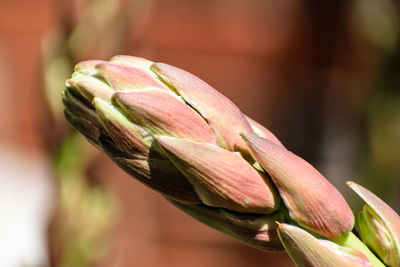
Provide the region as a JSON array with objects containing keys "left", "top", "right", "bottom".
[{"left": 348, "top": 182, "right": 400, "bottom": 266}]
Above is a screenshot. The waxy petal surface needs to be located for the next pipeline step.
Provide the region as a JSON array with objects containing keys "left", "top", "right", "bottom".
[
  {"left": 113, "top": 88, "right": 214, "bottom": 143},
  {"left": 68, "top": 75, "right": 114, "bottom": 102},
  {"left": 348, "top": 182, "right": 400, "bottom": 266},
  {"left": 93, "top": 97, "right": 152, "bottom": 156},
  {"left": 242, "top": 134, "right": 354, "bottom": 238},
  {"left": 110, "top": 55, "right": 153, "bottom": 69},
  {"left": 277, "top": 224, "right": 372, "bottom": 267},
  {"left": 96, "top": 62, "right": 167, "bottom": 91},
  {"left": 156, "top": 136, "right": 280, "bottom": 214},
  {"left": 151, "top": 63, "right": 253, "bottom": 155},
  {"left": 74, "top": 60, "right": 106, "bottom": 76}
]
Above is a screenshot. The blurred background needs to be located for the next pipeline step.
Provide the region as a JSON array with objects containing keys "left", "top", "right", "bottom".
[{"left": 0, "top": 0, "right": 399, "bottom": 266}]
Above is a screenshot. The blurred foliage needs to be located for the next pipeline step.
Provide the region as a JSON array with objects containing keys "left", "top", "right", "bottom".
[
  {"left": 353, "top": 0, "right": 400, "bottom": 210},
  {"left": 42, "top": 0, "right": 153, "bottom": 122},
  {"left": 48, "top": 134, "right": 116, "bottom": 267},
  {"left": 40, "top": 0, "right": 154, "bottom": 266},
  {"left": 353, "top": 0, "right": 399, "bottom": 52}
]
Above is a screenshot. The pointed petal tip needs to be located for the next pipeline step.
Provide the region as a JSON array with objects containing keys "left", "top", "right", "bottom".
[
  {"left": 241, "top": 132, "right": 277, "bottom": 147},
  {"left": 92, "top": 96, "right": 106, "bottom": 109},
  {"left": 65, "top": 78, "right": 76, "bottom": 87},
  {"left": 94, "top": 62, "right": 114, "bottom": 76},
  {"left": 347, "top": 181, "right": 366, "bottom": 198},
  {"left": 241, "top": 133, "right": 285, "bottom": 158},
  {"left": 278, "top": 224, "right": 374, "bottom": 267},
  {"left": 67, "top": 75, "right": 114, "bottom": 102},
  {"left": 245, "top": 134, "right": 354, "bottom": 239},
  {"left": 111, "top": 90, "right": 133, "bottom": 108},
  {"left": 347, "top": 181, "right": 356, "bottom": 188},
  {"left": 154, "top": 136, "right": 187, "bottom": 153},
  {"left": 347, "top": 181, "right": 400, "bottom": 266},
  {"left": 154, "top": 135, "right": 175, "bottom": 146},
  {"left": 276, "top": 221, "right": 284, "bottom": 229},
  {"left": 74, "top": 60, "right": 106, "bottom": 75},
  {"left": 155, "top": 136, "right": 280, "bottom": 214},
  {"left": 244, "top": 116, "right": 284, "bottom": 147},
  {"left": 239, "top": 132, "right": 248, "bottom": 140},
  {"left": 149, "top": 62, "right": 162, "bottom": 72}
]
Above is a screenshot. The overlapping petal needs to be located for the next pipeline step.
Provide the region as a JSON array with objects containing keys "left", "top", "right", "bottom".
[
  {"left": 112, "top": 88, "right": 215, "bottom": 143},
  {"left": 96, "top": 62, "right": 168, "bottom": 91},
  {"left": 151, "top": 63, "right": 254, "bottom": 156},
  {"left": 93, "top": 97, "right": 152, "bottom": 156},
  {"left": 245, "top": 115, "right": 284, "bottom": 147},
  {"left": 348, "top": 182, "right": 400, "bottom": 266},
  {"left": 277, "top": 223, "right": 372, "bottom": 267},
  {"left": 156, "top": 136, "right": 280, "bottom": 214},
  {"left": 67, "top": 75, "right": 114, "bottom": 102},
  {"left": 242, "top": 133, "right": 354, "bottom": 238}
]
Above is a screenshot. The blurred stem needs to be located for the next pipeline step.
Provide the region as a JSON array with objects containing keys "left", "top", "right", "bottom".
[{"left": 333, "top": 232, "right": 385, "bottom": 267}]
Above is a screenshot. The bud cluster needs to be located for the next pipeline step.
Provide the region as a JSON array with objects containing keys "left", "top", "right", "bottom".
[{"left": 63, "top": 56, "right": 400, "bottom": 266}]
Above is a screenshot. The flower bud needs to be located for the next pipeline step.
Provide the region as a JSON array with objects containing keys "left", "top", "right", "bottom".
[
  {"left": 151, "top": 62, "right": 253, "bottom": 155},
  {"left": 74, "top": 60, "right": 106, "bottom": 75},
  {"left": 96, "top": 62, "right": 167, "bottom": 91},
  {"left": 93, "top": 97, "right": 152, "bottom": 156},
  {"left": 110, "top": 55, "right": 153, "bottom": 69},
  {"left": 242, "top": 133, "right": 354, "bottom": 238},
  {"left": 277, "top": 223, "right": 372, "bottom": 267},
  {"left": 348, "top": 181, "right": 400, "bottom": 266},
  {"left": 112, "top": 88, "right": 214, "bottom": 143},
  {"left": 156, "top": 135, "right": 280, "bottom": 214},
  {"left": 67, "top": 75, "right": 114, "bottom": 102}
]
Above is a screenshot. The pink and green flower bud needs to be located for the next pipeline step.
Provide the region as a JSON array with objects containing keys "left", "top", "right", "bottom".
[
  {"left": 242, "top": 133, "right": 354, "bottom": 239},
  {"left": 66, "top": 55, "right": 393, "bottom": 263},
  {"left": 67, "top": 75, "right": 114, "bottom": 102},
  {"left": 170, "top": 200, "right": 284, "bottom": 251},
  {"left": 95, "top": 62, "right": 168, "bottom": 91},
  {"left": 110, "top": 55, "right": 153, "bottom": 69},
  {"left": 93, "top": 97, "right": 152, "bottom": 157},
  {"left": 74, "top": 60, "right": 107, "bottom": 76},
  {"left": 112, "top": 88, "right": 215, "bottom": 143},
  {"left": 277, "top": 223, "right": 372, "bottom": 267},
  {"left": 155, "top": 136, "right": 280, "bottom": 214},
  {"left": 150, "top": 63, "right": 254, "bottom": 156},
  {"left": 348, "top": 182, "right": 400, "bottom": 266}
]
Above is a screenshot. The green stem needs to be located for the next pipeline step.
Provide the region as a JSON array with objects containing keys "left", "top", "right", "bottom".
[{"left": 333, "top": 232, "right": 385, "bottom": 267}]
